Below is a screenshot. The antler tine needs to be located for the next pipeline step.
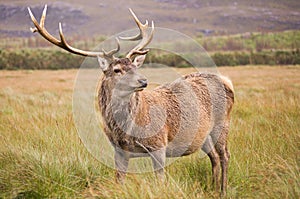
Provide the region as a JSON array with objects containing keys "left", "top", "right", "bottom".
[
  {"left": 102, "top": 38, "right": 121, "bottom": 57},
  {"left": 28, "top": 5, "right": 120, "bottom": 59},
  {"left": 119, "top": 9, "right": 154, "bottom": 59},
  {"left": 40, "top": 4, "right": 47, "bottom": 28},
  {"left": 119, "top": 9, "right": 145, "bottom": 41},
  {"left": 28, "top": 5, "right": 62, "bottom": 46}
]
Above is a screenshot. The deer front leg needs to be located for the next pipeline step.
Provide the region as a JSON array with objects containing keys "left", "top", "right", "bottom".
[
  {"left": 150, "top": 147, "right": 166, "bottom": 180},
  {"left": 114, "top": 147, "right": 129, "bottom": 183}
]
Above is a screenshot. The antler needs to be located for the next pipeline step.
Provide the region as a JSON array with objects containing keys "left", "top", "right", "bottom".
[
  {"left": 119, "top": 9, "right": 154, "bottom": 60},
  {"left": 27, "top": 5, "right": 120, "bottom": 60}
]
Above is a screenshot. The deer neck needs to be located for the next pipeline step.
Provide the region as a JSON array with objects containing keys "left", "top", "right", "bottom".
[
  {"left": 99, "top": 78, "right": 143, "bottom": 136},
  {"left": 99, "top": 77, "right": 140, "bottom": 119}
]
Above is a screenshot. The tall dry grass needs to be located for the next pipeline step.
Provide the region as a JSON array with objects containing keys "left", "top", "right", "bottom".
[{"left": 0, "top": 66, "right": 299, "bottom": 198}]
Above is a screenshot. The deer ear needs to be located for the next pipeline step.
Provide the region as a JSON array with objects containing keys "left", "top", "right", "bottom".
[
  {"left": 133, "top": 54, "right": 146, "bottom": 68},
  {"left": 97, "top": 56, "right": 109, "bottom": 71}
]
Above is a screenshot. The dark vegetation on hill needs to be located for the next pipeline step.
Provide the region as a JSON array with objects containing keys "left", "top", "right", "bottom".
[{"left": 1, "top": 30, "right": 299, "bottom": 69}]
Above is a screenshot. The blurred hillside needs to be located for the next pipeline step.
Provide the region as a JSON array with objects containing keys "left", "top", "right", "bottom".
[{"left": 0, "top": 0, "right": 299, "bottom": 38}]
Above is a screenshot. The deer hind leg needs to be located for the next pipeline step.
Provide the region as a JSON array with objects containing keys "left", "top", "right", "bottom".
[
  {"left": 213, "top": 123, "right": 230, "bottom": 197},
  {"left": 114, "top": 147, "right": 129, "bottom": 183},
  {"left": 202, "top": 135, "right": 220, "bottom": 190}
]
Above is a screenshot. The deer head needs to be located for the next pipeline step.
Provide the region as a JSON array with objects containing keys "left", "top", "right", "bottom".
[
  {"left": 28, "top": 5, "right": 154, "bottom": 96},
  {"left": 99, "top": 55, "right": 148, "bottom": 98}
]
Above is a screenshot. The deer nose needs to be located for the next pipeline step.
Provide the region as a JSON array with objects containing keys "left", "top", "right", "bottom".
[{"left": 138, "top": 79, "right": 148, "bottom": 88}]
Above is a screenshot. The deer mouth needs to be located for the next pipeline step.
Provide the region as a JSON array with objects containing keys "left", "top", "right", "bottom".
[
  {"left": 135, "top": 83, "right": 148, "bottom": 91},
  {"left": 135, "top": 79, "right": 147, "bottom": 91},
  {"left": 135, "top": 86, "right": 146, "bottom": 92}
]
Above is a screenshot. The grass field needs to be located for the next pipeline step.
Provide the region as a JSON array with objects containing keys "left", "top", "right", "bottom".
[{"left": 0, "top": 66, "right": 299, "bottom": 198}]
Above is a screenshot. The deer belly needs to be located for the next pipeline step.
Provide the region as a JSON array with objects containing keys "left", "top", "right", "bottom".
[{"left": 166, "top": 127, "right": 210, "bottom": 157}]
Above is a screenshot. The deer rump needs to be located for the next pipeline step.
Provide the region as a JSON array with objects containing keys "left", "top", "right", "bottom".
[{"left": 99, "top": 72, "right": 234, "bottom": 158}]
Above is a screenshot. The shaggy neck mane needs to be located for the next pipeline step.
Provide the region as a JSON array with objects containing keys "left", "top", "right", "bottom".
[{"left": 98, "top": 77, "right": 143, "bottom": 135}]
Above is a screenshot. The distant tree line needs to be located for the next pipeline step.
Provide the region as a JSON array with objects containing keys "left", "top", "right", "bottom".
[
  {"left": 212, "top": 49, "right": 300, "bottom": 66},
  {"left": 0, "top": 49, "right": 83, "bottom": 70},
  {"left": 1, "top": 30, "right": 299, "bottom": 69},
  {"left": 0, "top": 48, "right": 299, "bottom": 70}
]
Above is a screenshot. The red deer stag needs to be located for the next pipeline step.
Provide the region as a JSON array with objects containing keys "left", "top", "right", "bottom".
[{"left": 28, "top": 5, "right": 234, "bottom": 196}]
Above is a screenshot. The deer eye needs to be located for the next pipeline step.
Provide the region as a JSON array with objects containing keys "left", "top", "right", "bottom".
[{"left": 113, "top": 68, "right": 122, "bottom": 74}]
